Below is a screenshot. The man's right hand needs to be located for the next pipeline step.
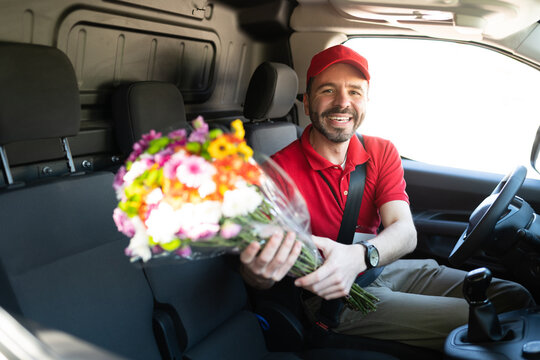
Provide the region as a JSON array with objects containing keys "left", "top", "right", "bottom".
[{"left": 239, "top": 230, "right": 302, "bottom": 289}]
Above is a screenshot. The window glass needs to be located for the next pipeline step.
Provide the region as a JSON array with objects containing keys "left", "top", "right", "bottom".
[{"left": 345, "top": 37, "right": 540, "bottom": 179}]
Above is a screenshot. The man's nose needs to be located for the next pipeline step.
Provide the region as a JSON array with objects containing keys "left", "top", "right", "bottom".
[{"left": 332, "top": 89, "right": 351, "bottom": 108}]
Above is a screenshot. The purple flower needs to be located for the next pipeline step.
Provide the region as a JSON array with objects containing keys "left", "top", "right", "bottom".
[
  {"left": 169, "top": 128, "right": 187, "bottom": 140},
  {"left": 188, "top": 116, "right": 209, "bottom": 143},
  {"left": 175, "top": 246, "right": 192, "bottom": 258},
  {"left": 113, "top": 208, "right": 135, "bottom": 237},
  {"left": 127, "top": 130, "right": 163, "bottom": 162},
  {"left": 113, "top": 166, "right": 127, "bottom": 191},
  {"left": 154, "top": 151, "right": 172, "bottom": 167}
]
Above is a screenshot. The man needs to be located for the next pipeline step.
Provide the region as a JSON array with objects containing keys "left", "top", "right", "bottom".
[{"left": 239, "top": 45, "right": 534, "bottom": 350}]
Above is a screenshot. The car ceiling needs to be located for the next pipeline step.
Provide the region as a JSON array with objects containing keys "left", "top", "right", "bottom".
[{"left": 291, "top": 0, "right": 540, "bottom": 65}]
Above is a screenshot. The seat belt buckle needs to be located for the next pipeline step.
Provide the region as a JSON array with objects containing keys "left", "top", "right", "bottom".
[{"left": 315, "top": 321, "right": 329, "bottom": 331}]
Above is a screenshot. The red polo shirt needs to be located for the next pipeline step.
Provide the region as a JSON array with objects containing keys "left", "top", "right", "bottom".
[{"left": 271, "top": 124, "right": 409, "bottom": 241}]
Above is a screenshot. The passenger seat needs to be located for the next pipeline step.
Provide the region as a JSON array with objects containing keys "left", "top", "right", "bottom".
[
  {"left": 112, "top": 80, "right": 398, "bottom": 360},
  {"left": 243, "top": 62, "right": 302, "bottom": 156},
  {"left": 112, "top": 81, "right": 190, "bottom": 156}
]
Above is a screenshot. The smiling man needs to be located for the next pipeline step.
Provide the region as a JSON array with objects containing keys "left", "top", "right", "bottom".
[{"left": 239, "top": 45, "right": 534, "bottom": 350}]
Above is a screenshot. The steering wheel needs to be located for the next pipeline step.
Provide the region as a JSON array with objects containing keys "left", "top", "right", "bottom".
[{"left": 448, "top": 166, "right": 527, "bottom": 266}]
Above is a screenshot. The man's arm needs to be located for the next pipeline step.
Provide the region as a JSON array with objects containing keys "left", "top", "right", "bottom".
[
  {"left": 369, "top": 200, "right": 417, "bottom": 266},
  {"left": 239, "top": 231, "right": 302, "bottom": 290},
  {"left": 294, "top": 200, "right": 416, "bottom": 299}
]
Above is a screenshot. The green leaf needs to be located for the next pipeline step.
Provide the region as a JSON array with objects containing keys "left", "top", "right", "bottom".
[
  {"left": 161, "top": 239, "right": 181, "bottom": 251},
  {"left": 209, "top": 129, "right": 223, "bottom": 139},
  {"left": 147, "top": 137, "right": 170, "bottom": 154},
  {"left": 186, "top": 141, "right": 202, "bottom": 154}
]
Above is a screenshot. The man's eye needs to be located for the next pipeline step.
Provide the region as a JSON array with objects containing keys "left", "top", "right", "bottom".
[{"left": 322, "top": 88, "right": 334, "bottom": 93}]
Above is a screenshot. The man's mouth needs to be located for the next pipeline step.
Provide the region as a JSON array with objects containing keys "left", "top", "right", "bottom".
[{"left": 327, "top": 115, "right": 351, "bottom": 123}]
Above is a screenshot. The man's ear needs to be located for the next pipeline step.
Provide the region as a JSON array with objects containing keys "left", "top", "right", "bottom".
[{"left": 303, "top": 93, "right": 310, "bottom": 116}]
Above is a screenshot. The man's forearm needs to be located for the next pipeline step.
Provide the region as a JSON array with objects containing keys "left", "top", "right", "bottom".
[{"left": 371, "top": 219, "right": 417, "bottom": 266}]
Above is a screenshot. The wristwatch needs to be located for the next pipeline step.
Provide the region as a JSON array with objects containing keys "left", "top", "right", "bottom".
[{"left": 359, "top": 240, "right": 379, "bottom": 269}]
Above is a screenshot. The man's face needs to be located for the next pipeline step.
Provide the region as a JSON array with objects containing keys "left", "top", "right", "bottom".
[{"left": 304, "top": 63, "right": 368, "bottom": 143}]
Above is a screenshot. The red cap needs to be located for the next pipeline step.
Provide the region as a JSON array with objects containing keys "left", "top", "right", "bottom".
[{"left": 306, "top": 45, "right": 370, "bottom": 87}]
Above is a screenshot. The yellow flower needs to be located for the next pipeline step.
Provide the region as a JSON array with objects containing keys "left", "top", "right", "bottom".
[
  {"left": 231, "top": 119, "right": 245, "bottom": 140},
  {"left": 237, "top": 141, "right": 253, "bottom": 159},
  {"left": 208, "top": 136, "right": 236, "bottom": 160}
]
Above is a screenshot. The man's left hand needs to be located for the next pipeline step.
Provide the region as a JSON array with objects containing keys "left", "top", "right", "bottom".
[{"left": 294, "top": 236, "right": 365, "bottom": 300}]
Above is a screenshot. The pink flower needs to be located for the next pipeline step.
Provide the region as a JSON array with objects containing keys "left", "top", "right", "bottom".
[
  {"left": 169, "top": 128, "right": 187, "bottom": 140},
  {"left": 176, "top": 155, "right": 216, "bottom": 188},
  {"left": 113, "top": 166, "right": 127, "bottom": 191},
  {"left": 178, "top": 223, "right": 220, "bottom": 241},
  {"left": 154, "top": 150, "right": 172, "bottom": 167},
  {"left": 163, "top": 152, "right": 186, "bottom": 179},
  {"left": 113, "top": 208, "right": 135, "bottom": 237},
  {"left": 175, "top": 246, "right": 192, "bottom": 258},
  {"left": 220, "top": 223, "right": 242, "bottom": 239},
  {"left": 127, "top": 130, "right": 162, "bottom": 162}
]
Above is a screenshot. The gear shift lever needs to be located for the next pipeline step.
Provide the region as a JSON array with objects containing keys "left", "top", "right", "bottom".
[{"left": 463, "top": 267, "right": 505, "bottom": 342}]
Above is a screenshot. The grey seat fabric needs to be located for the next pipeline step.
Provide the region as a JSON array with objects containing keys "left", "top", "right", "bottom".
[
  {"left": 0, "top": 42, "right": 162, "bottom": 359},
  {"left": 112, "top": 81, "right": 190, "bottom": 155},
  {"left": 243, "top": 62, "right": 302, "bottom": 156}
]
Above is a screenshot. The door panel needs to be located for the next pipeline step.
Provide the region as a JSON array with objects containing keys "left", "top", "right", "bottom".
[{"left": 403, "top": 159, "right": 540, "bottom": 274}]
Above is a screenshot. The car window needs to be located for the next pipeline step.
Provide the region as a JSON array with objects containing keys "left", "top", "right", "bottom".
[{"left": 345, "top": 37, "right": 540, "bottom": 179}]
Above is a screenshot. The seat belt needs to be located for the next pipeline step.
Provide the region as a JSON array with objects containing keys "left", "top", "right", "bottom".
[{"left": 316, "top": 135, "right": 375, "bottom": 329}]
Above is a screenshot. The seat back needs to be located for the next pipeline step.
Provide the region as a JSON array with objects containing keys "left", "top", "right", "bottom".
[
  {"left": 243, "top": 62, "right": 302, "bottom": 156},
  {"left": 0, "top": 42, "right": 162, "bottom": 360},
  {"left": 112, "top": 81, "right": 190, "bottom": 156}
]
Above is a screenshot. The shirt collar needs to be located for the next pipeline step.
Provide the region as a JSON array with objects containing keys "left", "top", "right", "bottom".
[{"left": 300, "top": 124, "right": 370, "bottom": 172}]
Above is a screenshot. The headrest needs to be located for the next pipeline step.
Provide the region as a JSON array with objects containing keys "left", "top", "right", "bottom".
[
  {"left": 0, "top": 42, "right": 80, "bottom": 145},
  {"left": 243, "top": 62, "right": 298, "bottom": 120},
  {"left": 112, "top": 82, "right": 189, "bottom": 155}
]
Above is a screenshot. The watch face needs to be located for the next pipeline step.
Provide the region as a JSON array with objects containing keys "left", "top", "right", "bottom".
[{"left": 367, "top": 247, "right": 379, "bottom": 267}]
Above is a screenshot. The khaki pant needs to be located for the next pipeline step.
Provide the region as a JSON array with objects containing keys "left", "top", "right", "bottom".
[{"left": 304, "top": 259, "right": 535, "bottom": 351}]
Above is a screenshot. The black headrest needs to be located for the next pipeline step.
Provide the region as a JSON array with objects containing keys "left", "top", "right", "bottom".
[
  {"left": 243, "top": 62, "right": 298, "bottom": 120},
  {"left": 0, "top": 42, "right": 80, "bottom": 145},
  {"left": 112, "top": 81, "right": 189, "bottom": 155}
]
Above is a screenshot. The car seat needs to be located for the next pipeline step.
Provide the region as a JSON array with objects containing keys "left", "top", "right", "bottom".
[
  {"left": 243, "top": 61, "right": 303, "bottom": 156},
  {"left": 112, "top": 81, "right": 190, "bottom": 156},
  {"left": 111, "top": 79, "right": 398, "bottom": 360},
  {"left": 0, "top": 41, "right": 164, "bottom": 359},
  {"left": 239, "top": 60, "right": 444, "bottom": 360}
]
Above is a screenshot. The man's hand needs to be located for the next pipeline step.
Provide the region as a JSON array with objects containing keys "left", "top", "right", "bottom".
[
  {"left": 294, "top": 236, "right": 365, "bottom": 300},
  {"left": 239, "top": 230, "right": 302, "bottom": 289}
]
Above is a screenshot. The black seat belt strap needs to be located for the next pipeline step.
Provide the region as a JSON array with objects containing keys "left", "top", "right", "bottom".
[{"left": 317, "top": 135, "right": 367, "bottom": 328}]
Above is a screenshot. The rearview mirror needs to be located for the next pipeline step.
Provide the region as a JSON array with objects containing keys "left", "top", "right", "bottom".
[{"left": 532, "top": 125, "right": 540, "bottom": 174}]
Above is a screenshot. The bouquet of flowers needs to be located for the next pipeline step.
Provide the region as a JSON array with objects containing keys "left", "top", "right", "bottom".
[{"left": 112, "top": 116, "right": 378, "bottom": 314}]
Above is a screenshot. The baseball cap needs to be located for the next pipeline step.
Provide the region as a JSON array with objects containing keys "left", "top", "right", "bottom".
[{"left": 306, "top": 45, "right": 370, "bottom": 87}]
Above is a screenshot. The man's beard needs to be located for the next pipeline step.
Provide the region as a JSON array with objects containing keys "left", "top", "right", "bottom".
[{"left": 309, "top": 106, "right": 363, "bottom": 143}]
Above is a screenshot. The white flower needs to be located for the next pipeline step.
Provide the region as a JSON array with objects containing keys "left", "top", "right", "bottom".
[
  {"left": 198, "top": 179, "right": 217, "bottom": 198},
  {"left": 222, "top": 185, "right": 263, "bottom": 217},
  {"left": 146, "top": 188, "right": 164, "bottom": 205},
  {"left": 126, "top": 217, "right": 151, "bottom": 262},
  {"left": 145, "top": 202, "right": 183, "bottom": 244},
  {"left": 123, "top": 160, "right": 149, "bottom": 184}
]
